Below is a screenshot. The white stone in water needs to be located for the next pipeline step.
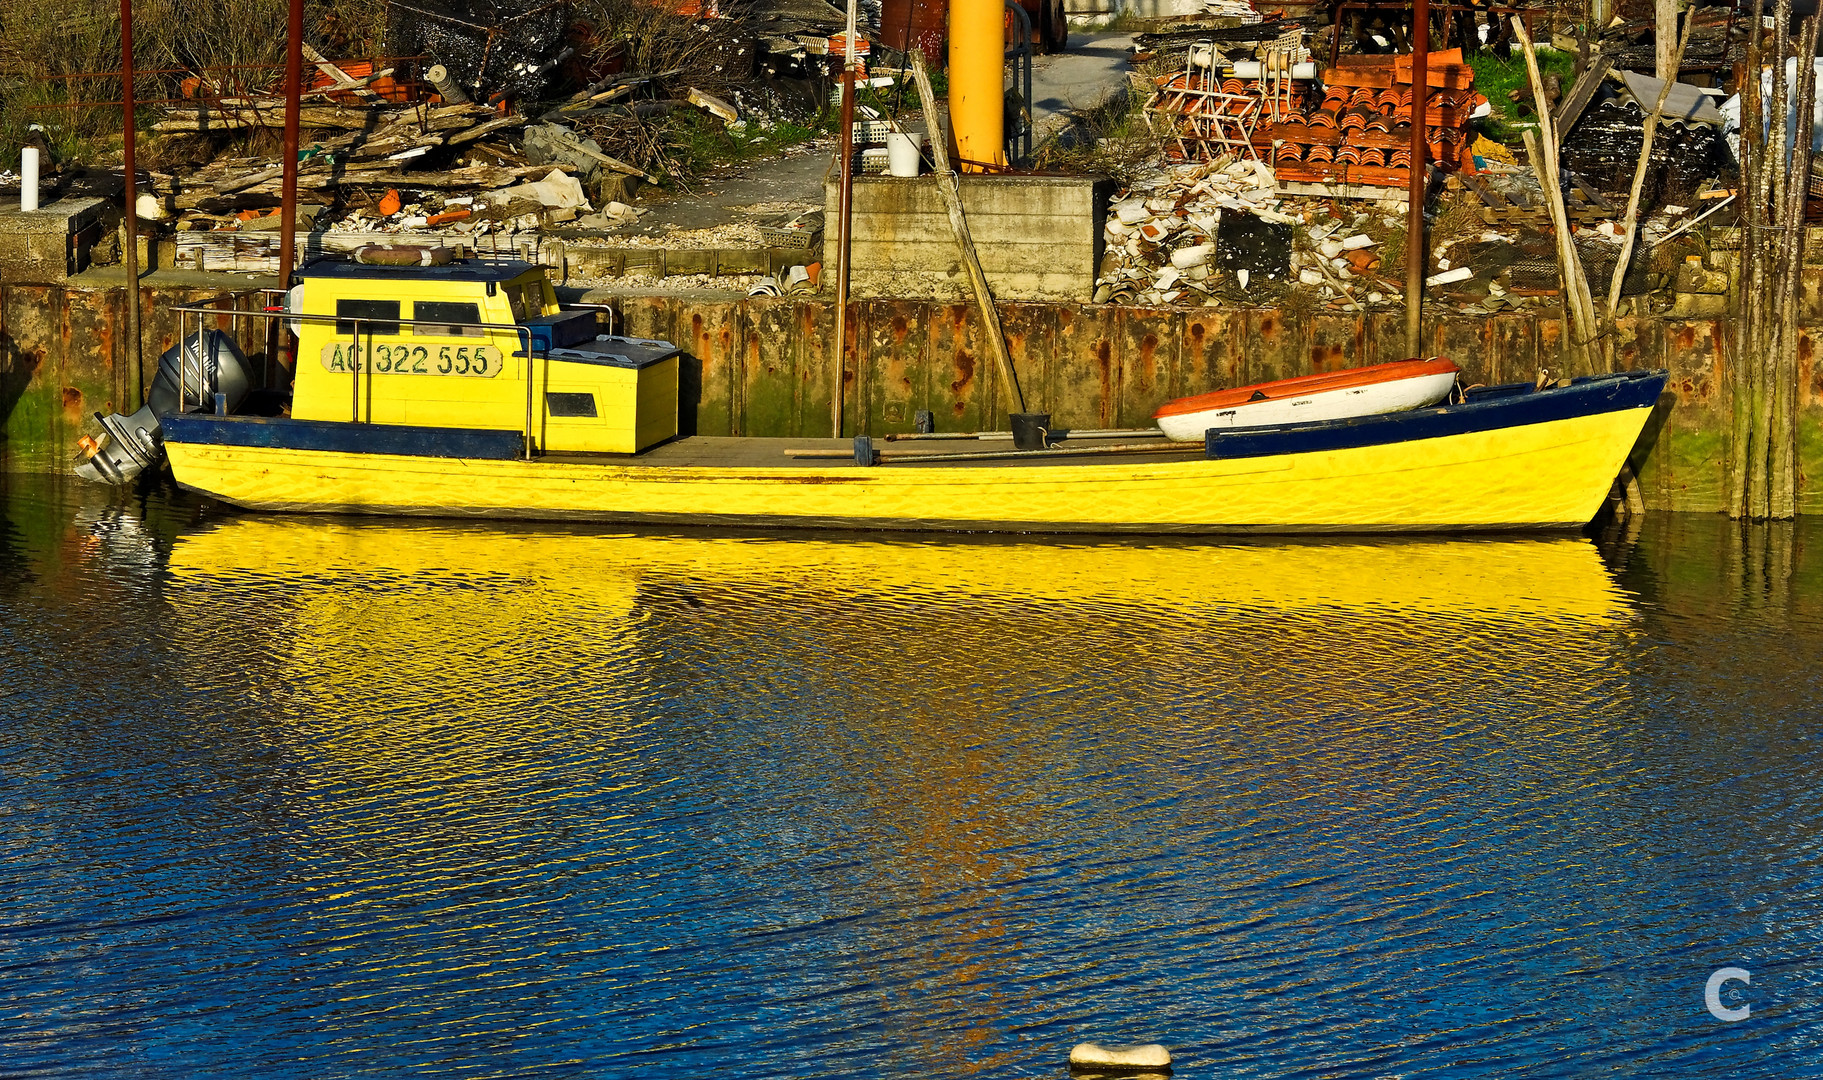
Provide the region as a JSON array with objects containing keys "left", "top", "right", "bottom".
[{"left": 1069, "top": 1042, "right": 1173, "bottom": 1070}]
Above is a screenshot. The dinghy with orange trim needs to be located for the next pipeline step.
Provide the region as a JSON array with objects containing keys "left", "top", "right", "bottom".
[{"left": 1154, "top": 357, "right": 1461, "bottom": 442}]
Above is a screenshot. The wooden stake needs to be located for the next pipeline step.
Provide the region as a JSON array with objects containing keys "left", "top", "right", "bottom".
[
  {"left": 1731, "top": 10, "right": 1763, "bottom": 516},
  {"left": 1607, "top": 10, "right": 1695, "bottom": 321},
  {"left": 1772, "top": 15, "right": 1819, "bottom": 518},
  {"left": 1515, "top": 16, "right": 1606, "bottom": 371},
  {"left": 909, "top": 50, "right": 1025, "bottom": 415}
]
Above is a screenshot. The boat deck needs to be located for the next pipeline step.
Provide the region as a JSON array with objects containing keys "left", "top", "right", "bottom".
[{"left": 545, "top": 434, "right": 1204, "bottom": 469}]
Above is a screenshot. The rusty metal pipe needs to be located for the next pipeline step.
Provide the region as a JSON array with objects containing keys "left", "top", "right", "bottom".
[
  {"left": 832, "top": 65, "right": 857, "bottom": 438},
  {"left": 120, "top": 0, "right": 143, "bottom": 399},
  {"left": 277, "top": 0, "right": 305, "bottom": 288},
  {"left": 1404, "top": 0, "right": 1428, "bottom": 356}
]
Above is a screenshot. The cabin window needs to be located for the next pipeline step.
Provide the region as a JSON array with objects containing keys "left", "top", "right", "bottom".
[
  {"left": 336, "top": 299, "right": 400, "bottom": 336},
  {"left": 506, "top": 282, "right": 547, "bottom": 322},
  {"left": 413, "top": 301, "right": 483, "bottom": 337},
  {"left": 546, "top": 392, "right": 597, "bottom": 418}
]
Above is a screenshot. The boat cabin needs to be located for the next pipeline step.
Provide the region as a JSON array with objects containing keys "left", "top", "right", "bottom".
[{"left": 288, "top": 257, "right": 680, "bottom": 454}]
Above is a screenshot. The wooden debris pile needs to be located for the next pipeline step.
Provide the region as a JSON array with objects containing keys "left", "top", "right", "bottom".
[
  {"left": 139, "top": 59, "right": 688, "bottom": 271},
  {"left": 1593, "top": 6, "right": 1746, "bottom": 80}
]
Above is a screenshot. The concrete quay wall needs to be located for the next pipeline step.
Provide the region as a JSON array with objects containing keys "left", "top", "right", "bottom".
[{"left": 4, "top": 280, "right": 1820, "bottom": 516}]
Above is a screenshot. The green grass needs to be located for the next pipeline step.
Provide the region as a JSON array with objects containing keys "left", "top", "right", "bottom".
[
  {"left": 1469, "top": 50, "right": 1576, "bottom": 144},
  {"left": 665, "top": 111, "right": 832, "bottom": 181}
]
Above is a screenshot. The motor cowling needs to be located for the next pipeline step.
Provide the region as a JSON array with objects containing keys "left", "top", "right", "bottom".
[{"left": 74, "top": 331, "right": 253, "bottom": 485}]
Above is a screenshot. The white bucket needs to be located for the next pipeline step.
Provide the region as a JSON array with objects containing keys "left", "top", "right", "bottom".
[{"left": 886, "top": 132, "right": 924, "bottom": 177}]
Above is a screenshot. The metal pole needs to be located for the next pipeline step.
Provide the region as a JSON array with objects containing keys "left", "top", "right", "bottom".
[
  {"left": 831, "top": 2, "right": 858, "bottom": 438},
  {"left": 277, "top": 0, "right": 305, "bottom": 285},
  {"left": 120, "top": 0, "right": 143, "bottom": 402},
  {"left": 1404, "top": 0, "right": 1429, "bottom": 356}
]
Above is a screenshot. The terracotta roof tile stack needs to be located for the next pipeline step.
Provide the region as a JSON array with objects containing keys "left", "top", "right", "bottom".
[{"left": 1268, "top": 50, "right": 1485, "bottom": 192}]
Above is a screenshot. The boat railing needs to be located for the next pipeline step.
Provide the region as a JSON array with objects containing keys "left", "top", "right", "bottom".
[{"left": 166, "top": 297, "right": 611, "bottom": 461}]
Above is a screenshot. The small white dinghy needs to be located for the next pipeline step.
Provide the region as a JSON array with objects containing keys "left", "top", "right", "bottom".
[{"left": 1153, "top": 357, "right": 1462, "bottom": 442}]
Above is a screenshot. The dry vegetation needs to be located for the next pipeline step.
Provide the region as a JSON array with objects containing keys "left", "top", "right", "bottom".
[{"left": 0, "top": 0, "right": 387, "bottom": 166}]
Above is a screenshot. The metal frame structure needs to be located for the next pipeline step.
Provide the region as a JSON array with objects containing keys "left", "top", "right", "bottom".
[
  {"left": 1005, "top": 0, "right": 1035, "bottom": 165},
  {"left": 1147, "top": 47, "right": 1264, "bottom": 162}
]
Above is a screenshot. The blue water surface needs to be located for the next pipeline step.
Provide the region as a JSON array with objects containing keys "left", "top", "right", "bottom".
[{"left": 0, "top": 478, "right": 1818, "bottom": 1078}]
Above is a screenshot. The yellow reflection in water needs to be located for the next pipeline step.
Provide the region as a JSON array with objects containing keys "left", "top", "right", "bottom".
[
  {"left": 169, "top": 518, "right": 1632, "bottom": 619},
  {"left": 164, "top": 518, "right": 1639, "bottom": 1071}
]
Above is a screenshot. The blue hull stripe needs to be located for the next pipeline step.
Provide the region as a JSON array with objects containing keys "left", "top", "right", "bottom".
[
  {"left": 162, "top": 414, "right": 524, "bottom": 460},
  {"left": 1205, "top": 370, "right": 1668, "bottom": 460}
]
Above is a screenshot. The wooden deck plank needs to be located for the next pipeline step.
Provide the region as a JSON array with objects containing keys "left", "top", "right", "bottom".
[{"left": 541, "top": 435, "right": 1197, "bottom": 470}]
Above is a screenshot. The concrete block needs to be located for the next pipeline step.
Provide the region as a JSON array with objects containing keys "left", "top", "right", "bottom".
[
  {"left": 1672, "top": 292, "right": 1728, "bottom": 317},
  {"left": 1675, "top": 260, "right": 1729, "bottom": 295},
  {"left": 0, "top": 198, "right": 111, "bottom": 284},
  {"left": 830, "top": 174, "right": 1112, "bottom": 301}
]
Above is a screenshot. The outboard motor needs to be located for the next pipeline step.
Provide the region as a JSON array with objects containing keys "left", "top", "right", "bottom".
[{"left": 74, "top": 330, "right": 253, "bottom": 485}]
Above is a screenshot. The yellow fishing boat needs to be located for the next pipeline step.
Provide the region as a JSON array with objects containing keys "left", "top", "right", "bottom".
[{"left": 77, "top": 255, "right": 1666, "bottom": 534}]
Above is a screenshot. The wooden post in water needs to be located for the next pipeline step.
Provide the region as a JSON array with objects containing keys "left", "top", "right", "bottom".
[{"left": 1730, "top": 0, "right": 1813, "bottom": 519}]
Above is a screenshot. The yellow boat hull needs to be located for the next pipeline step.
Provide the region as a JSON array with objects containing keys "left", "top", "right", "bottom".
[{"left": 163, "top": 404, "right": 1653, "bottom": 533}]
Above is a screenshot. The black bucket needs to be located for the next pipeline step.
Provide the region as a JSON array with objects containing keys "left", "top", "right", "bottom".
[{"left": 1010, "top": 412, "right": 1051, "bottom": 451}]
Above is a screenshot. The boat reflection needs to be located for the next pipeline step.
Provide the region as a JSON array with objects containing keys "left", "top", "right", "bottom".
[
  {"left": 160, "top": 518, "right": 1643, "bottom": 1076},
  {"left": 167, "top": 518, "right": 1634, "bottom": 620}
]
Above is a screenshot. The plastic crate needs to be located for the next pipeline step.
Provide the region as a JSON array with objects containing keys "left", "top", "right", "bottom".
[{"left": 759, "top": 211, "right": 824, "bottom": 250}]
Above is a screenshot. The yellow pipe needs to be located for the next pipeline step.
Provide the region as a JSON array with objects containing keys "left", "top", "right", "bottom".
[{"left": 947, "top": 0, "right": 1005, "bottom": 171}]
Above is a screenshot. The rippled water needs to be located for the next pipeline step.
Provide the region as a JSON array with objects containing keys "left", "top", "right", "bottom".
[{"left": 2, "top": 476, "right": 1819, "bottom": 1079}]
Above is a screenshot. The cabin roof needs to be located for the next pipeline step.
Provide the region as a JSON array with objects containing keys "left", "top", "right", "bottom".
[{"left": 296, "top": 258, "right": 539, "bottom": 283}]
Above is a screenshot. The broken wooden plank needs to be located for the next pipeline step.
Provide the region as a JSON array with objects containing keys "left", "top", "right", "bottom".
[
  {"left": 1552, "top": 55, "right": 1613, "bottom": 140},
  {"left": 687, "top": 87, "right": 738, "bottom": 122},
  {"left": 1571, "top": 175, "right": 1617, "bottom": 213},
  {"left": 445, "top": 115, "right": 532, "bottom": 146},
  {"left": 301, "top": 43, "right": 382, "bottom": 103}
]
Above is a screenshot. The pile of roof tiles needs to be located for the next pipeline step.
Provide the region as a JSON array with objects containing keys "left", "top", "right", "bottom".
[
  {"left": 1267, "top": 50, "right": 1487, "bottom": 190},
  {"left": 1145, "top": 45, "right": 1487, "bottom": 195}
]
